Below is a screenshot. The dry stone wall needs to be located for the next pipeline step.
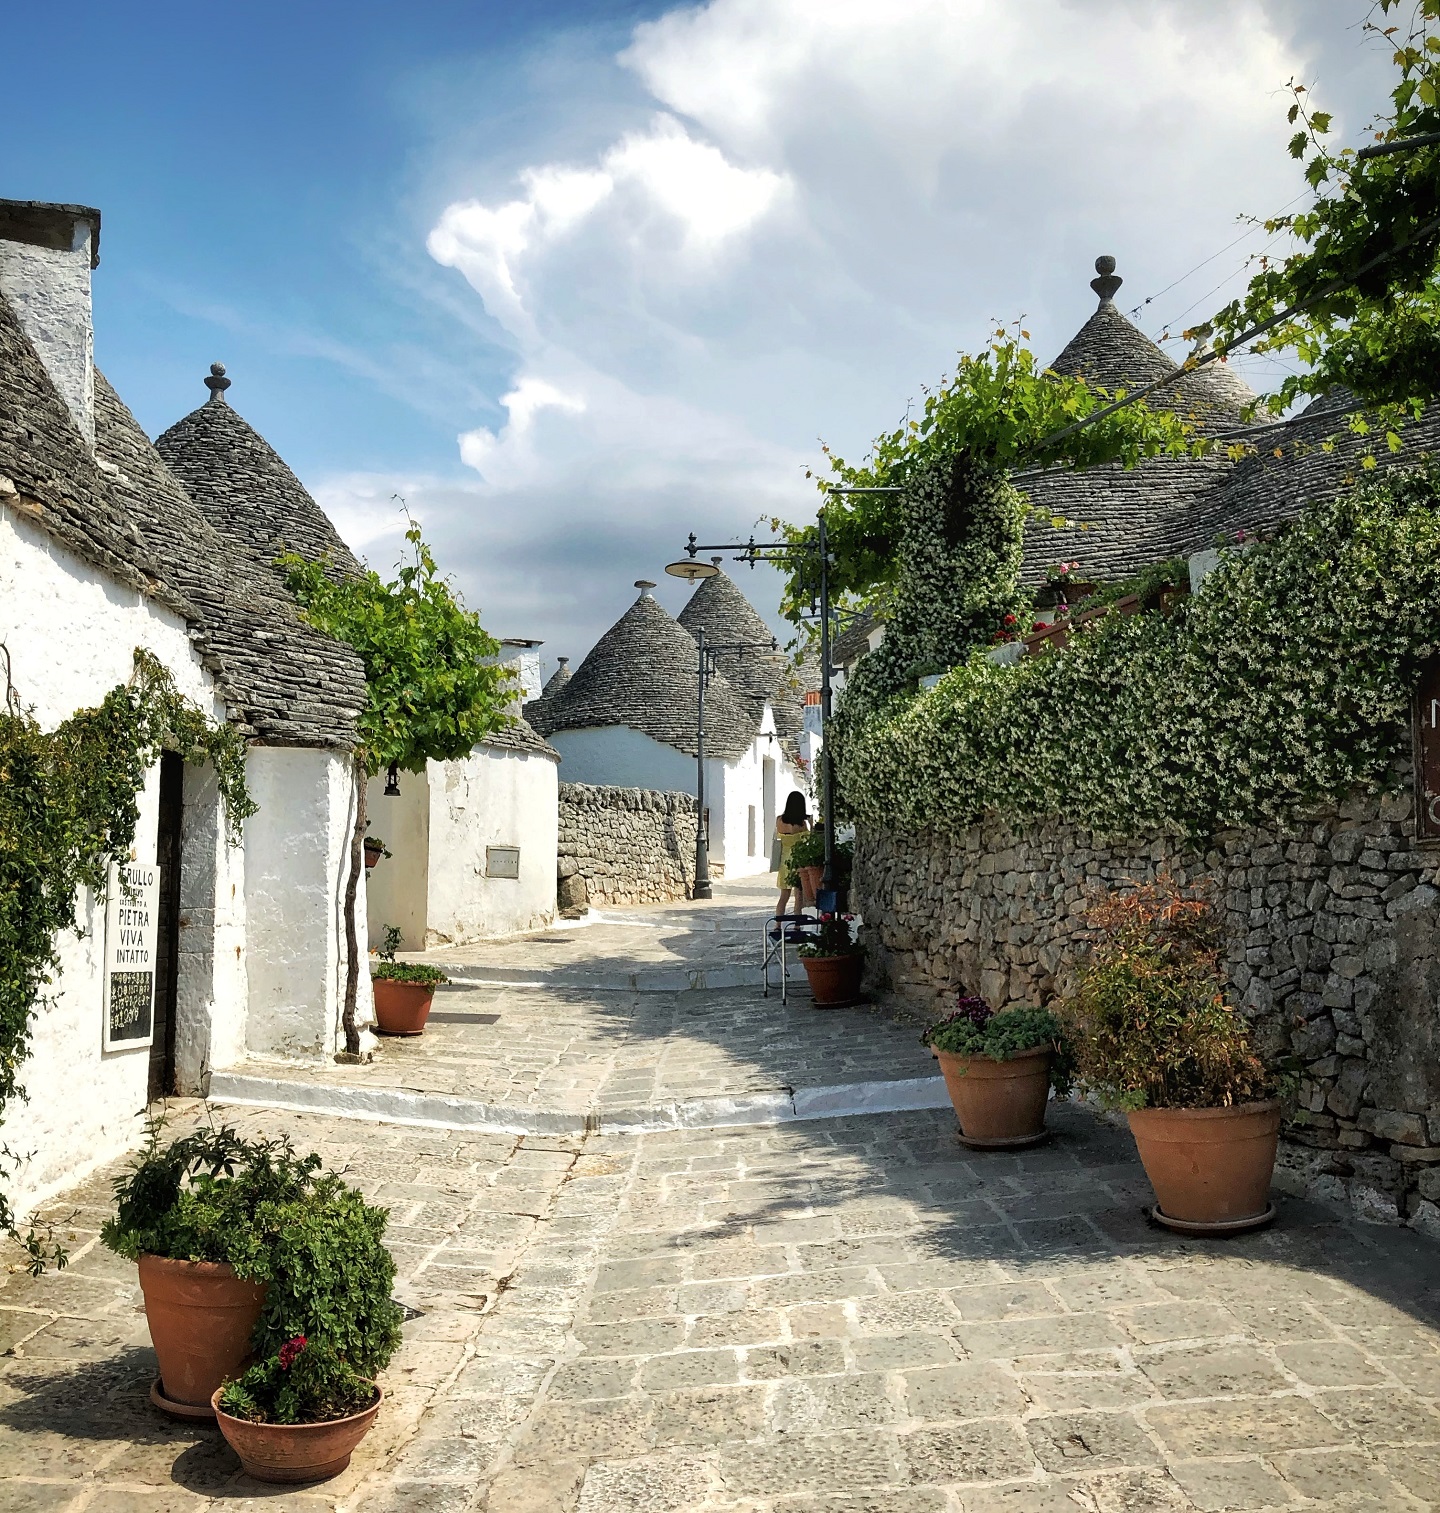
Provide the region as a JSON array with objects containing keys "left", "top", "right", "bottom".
[
  {"left": 558, "top": 783, "right": 698, "bottom": 910},
  {"left": 854, "top": 768, "right": 1440, "bottom": 1237}
]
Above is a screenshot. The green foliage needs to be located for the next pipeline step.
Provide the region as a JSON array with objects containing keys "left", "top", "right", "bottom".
[
  {"left": 105, "top": 1118, "right": 402, "bottom": 1422},
  {"left": 768, "top": 330, "right": 1200, "bottom": 630},
  {"left": 843, "top": 455, "right": 1032, "bottom": 707},
  {"left": 923, "top": 1004, "right": 1073, "bottom": 1096},
  {"left": 376, "top": 925, "right": 403, "bottom": 962},
  {"left": 1195, "top": 2, "right": 1440, "bottom": 422},
  {"left": 220, "top": 1338, "right": 376, "bottom": 1426},
  {"left": 835, "top": 468, "right": 1440, "bottom": 841},
  {"left": 101, "top": 1118, "right": 319, "bottom": 1266},
  {"left": 786, "top": 829, "right": 823, "bottom": 869},
  {"left": 1062, "top": 879, "right": 1272, "bottom": 1111},
  {"left": 370, "top": 962, "right": 449, "bottom": 986},
  {"left": 797, "top": 914, "right": 864, "bottom": 959},
  {"left": 1, "top": 651, "right": 253, "bottom": 1268},
  {"left": 1068, "top": 557, "right": 1190, "bottom": 622},
  {"left": 279, "top": 523, "right": 515, "bottom": 775}
]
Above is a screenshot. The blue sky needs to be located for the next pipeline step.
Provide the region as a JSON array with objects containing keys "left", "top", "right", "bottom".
[{"left": 3, "top": 1, "right": 1394, "bottom": 670}]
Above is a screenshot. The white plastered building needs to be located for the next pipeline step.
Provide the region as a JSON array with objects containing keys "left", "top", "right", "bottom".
[
  {"left": 0, "top": 199, "right": 373, "bottom": 1214},
  {"left": 364, "top": 641, "right": 561, "bottom": 950},
  {"left": 527, "top": 577, "right": 806, "bottom": 880}
]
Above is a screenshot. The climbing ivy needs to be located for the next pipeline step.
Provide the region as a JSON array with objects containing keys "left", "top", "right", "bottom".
[
  {"left": 834, "top": 468, "right": 1440, "bottom": 842},
  {"left": 0, "top": 648, "right": 253, "bottom": 1268}
]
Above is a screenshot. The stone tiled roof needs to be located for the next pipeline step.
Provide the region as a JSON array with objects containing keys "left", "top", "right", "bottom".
[
  {"left": 155, "top": 376, "right": 362, "bottom": 580},
  {"left": 542, "top": 657, "right": 571, "bottom": 697},
  {"left": 94, "top": 375, "right": 366, "bottom": 748},
  {"left": 1019, "top": 257, "right": 1257, "bottom": 585},
  {"left": 527, "top": 585, "right": 758, "bottom": 761},
  {"left": 677, "top": 569, "right": 784, "bottom": 712},
  {"left": 831, "top": 608, "right": 882, "bottom": 668},
  {"left": 479, "top": 713, "right": 560, "bottom": 761},
  {"left": 0, "top": 288, "right": 364, "bottom": 747},
  {"left": 0, "top": 289, "right": 187, "bottom": 616},
  {"left": 1168, "top": 389, "right": 1440, "bottom": 556}
]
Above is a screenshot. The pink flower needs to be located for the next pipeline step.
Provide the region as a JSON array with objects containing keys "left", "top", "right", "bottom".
[{"left": 279, "top": 1335, "right": 308, "bottom": 1370}]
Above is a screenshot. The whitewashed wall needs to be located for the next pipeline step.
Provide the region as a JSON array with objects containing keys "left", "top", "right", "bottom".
[
  {"left": 546, "top": 724, "right": 696, "bottom": 791},
  {"left": 545, "top": 720, "right": 804, "bottom": 880},
  {"left": 364, "top": 770, "right": 430, "bottom": 951},
  {"left": 0, "top": 507, "right": 233, "bottom": 1215},
  {"left": 367, "top": 743, "right": 559, "bottom": 948},
  {"left": 243, "top": 748, "right": 375, "bottom": 1060}
]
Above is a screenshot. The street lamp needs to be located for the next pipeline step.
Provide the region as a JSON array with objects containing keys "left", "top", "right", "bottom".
[{"left": 666, "top": 491, "right": 899, "bottom": 906}]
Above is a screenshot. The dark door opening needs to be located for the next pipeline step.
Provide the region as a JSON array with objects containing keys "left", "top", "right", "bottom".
[{"left": 149, "top": 752, "right": 183, "bottom": 1101}]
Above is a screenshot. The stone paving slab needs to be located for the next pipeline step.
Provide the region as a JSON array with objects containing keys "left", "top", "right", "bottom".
[
  {"left": 207, "top": 878, "right": 939, "bottom": 1137},
  {"left": 11, "top": 1099, "right": 1439, "bottom": 1512}
]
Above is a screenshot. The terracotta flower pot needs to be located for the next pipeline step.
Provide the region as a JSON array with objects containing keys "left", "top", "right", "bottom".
[
  {"left": 363, "top": 843, "right": 382, "bottom": 870},
  {"left": 935, "top": 1045, "right": 1053, "bottom": 1149},
  {"left": 801, "top": 953, "right": 863, "bottom": 1007},
  {"left": 797, "top": 865, "right": 824, "bottom": 906},
  {"left": 372, "top": 978, "right": 435, "bottom": 1035},
  {"left": 212, "top": 1386, "right": 383, "bottom": 1483},
  {"left": 1127, "top": 1100, "right": 1281, "bottom": 1234},
  {"left": 137, "top": 1255, "right": 266, "bottom": 1417}
]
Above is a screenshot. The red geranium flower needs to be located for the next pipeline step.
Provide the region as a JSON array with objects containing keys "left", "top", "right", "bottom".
[{"left": 279, "top": 1335, "right": 308, "bottom": 1370}]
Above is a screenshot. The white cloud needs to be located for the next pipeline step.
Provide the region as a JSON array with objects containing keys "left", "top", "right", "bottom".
[{"left": 335, "top": 1, "right": 1372, "bottom": 662}]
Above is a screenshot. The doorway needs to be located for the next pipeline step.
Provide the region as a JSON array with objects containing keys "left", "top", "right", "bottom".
[{"left": 149, "top": 752, "right": 183, "bottom": 1101}]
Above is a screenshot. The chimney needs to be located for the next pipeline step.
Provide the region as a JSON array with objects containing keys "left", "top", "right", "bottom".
[
  {"left": 0, "top": 200, "right": 101, "bottom": 449},
  {"left": 496, "top": 638, "right": 544, "bottom": 704}
]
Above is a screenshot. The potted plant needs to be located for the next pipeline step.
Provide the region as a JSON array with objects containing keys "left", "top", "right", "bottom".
[
  {"left": 362, "top": 833, "right": 389, "bottom": 870},
  {"left": 102, "top": 1121, "right": 402, "bottom": 1438},
  {"left": 786, "top": 827, "right": 826, "bottom": 907},
  {"left": 370, "top": 925, "right": 448, "bottom": 1035},
  {"left": 1063, "top": 876, "right": 1282, "bottom": 1234},
  {"left": 922, "top": 995, "right": 1071, "bottom": 1149},
  {"left": 797, "top": 912, "right": 864, "bottom": 1007}
]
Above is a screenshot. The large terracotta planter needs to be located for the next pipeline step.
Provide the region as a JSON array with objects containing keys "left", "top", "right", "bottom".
[
  {"left": 801, "top": 953, "right": 863, "bottom": 1007},
  {"left": 797, "top": 865, "right": 823, "bottom": 906},
  {"left": 372, "top": 978, "right": 435, "bottom": 1035},
  {"left": 935, "top": 1045, "right": 1053, "bottom": 1149},
  {"left": 1128, "top": 1100, "right": 1281, "bottom": 1234},
  {"left": 137, "top": 1255, "right": 266, "bottom": 1418},
  {"left": 212, "top": 1386, "right": 383, "bottom": 1483}
]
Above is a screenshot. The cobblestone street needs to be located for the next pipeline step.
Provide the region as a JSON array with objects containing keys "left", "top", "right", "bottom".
[{"left": 4, "top": 883, "right": 1440, "bottom": 1512}]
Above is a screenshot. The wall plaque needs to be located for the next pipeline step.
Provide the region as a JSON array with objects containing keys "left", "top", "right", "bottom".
[
  {"left": 102, "top": 861, "right": 160, "bottom": 1051},
  {"left": 486, "top": 845, "right": 521, "bottom": 879},
  {"left": 1415, "top": 657, "right": 1440, "bottom": 842}
]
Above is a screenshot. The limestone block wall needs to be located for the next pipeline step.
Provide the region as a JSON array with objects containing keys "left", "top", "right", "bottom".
[
  {"left": 854, "top": 776, "right": 1440, "bottom": 1237},
  {"left": 558, "top": 783, "right": 698, "bottom": 909}
]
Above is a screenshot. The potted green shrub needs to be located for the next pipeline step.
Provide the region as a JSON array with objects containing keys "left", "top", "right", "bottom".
[
  {"left": 923, "top": 995, "right": 1071, "bottom": 1149},
  {"left": 786, "top": 827, "right": 825, "bottom": 906},
  {"left": 370, "top": 925, "right": 448, "bottom": 1035},
  {"left": 1063, "top": 877, "right": 1282, "bottom": 1234},
  {"left": 103, "top": 1119, "right": 402, "bottom": 1479},
  {"left": 362, "top": 833, "right": 389, "bottom": 871},
  {"left": 797, "top": 912, "right": 865, "bottom": 1007}
]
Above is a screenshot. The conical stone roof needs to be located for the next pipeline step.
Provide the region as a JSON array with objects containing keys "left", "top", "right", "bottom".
[
  {"left": 1049, "top": 257, "right": 1253, "bottom": 432},
  {"left": 542, "top": 657, "right": 571, "bottom": 697},
  {"left": 0, "top": 290, "right": 363, "bottom": 748},
  {"left": 677, "top": 569, "right": 783, "bottom": 712},
  {"left": 527, "top": 584, "right": 758, "bottom": 760},
  {"left": 155, "top": 367, "right": 362, "bottom": 578}
]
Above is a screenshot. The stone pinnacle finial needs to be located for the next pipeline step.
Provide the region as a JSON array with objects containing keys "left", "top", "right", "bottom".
[
  {"left": 634, "top": 579, "right": 656, "bottom": 597},
  {"left": 1090, "top": 255, "right": 1122, "bottom": 306},
  {"left": 203, "top": 362, "right": 231, "bottom": 404},
  {"left": 557, "top": 656, "right": 569, "bottom": 667}
]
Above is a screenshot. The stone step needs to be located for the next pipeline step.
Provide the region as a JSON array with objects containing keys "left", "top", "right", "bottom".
[{"left": 206, "top": 1071, "right": 951, "bottom": 1136}]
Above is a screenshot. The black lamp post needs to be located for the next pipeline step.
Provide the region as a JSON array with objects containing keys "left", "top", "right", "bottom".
[{"left": 666, "top": 504, "right": 866, "bottom": 904}]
